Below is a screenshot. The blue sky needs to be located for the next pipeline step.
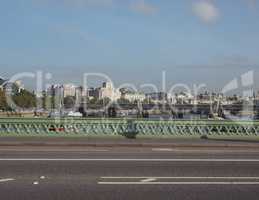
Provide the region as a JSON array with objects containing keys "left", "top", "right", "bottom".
[{"left": 1, "top": 0, "right": 259, "bottom": 92}]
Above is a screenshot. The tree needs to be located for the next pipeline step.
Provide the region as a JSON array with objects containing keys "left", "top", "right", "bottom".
[
  {"left": 89, "top": 97, "right": 98, "bottom": 105},
  {"left": 41, "top": 91, "right": 47, "bottom": 110},
  {"left": 0, "top": 90, "right": 8, "bottom": 110},
  {"left": 97, "top": 97, "right": 111, "bottom": 106},
  {"left": 12, "top": 89, "right": 36, "bottom": 109},
  {"left": 64, "top": 96, "right": 76, "bottom": 109},
  {"left": 116, "top": 98, "right": 130, "bottom": 105},
  {"left": 143, "top": 98, "right": 153, "bottom": 104}
]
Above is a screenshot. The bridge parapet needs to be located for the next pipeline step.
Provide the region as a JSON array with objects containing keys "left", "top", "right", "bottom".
[{"left": 0, "top": 118, "right": 259, "bottom": 138}]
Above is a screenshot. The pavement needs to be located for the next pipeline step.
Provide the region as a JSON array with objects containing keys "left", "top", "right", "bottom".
[
  {"left": 1, "top": 144, "right": 259, "bottom": 200},
  {"left": 1, "top": 136, "right": 259, "bottom": 148}
]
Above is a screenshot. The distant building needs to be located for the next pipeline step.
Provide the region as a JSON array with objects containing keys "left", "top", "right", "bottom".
[
  {"left": 175, "top": 92, "right": 194, "bottom": 104},
  {"left": 120, "top": 89, "right": 145, "bottom": 103},
  {"left": 145, "top": 92, "right": 168, "bottom": 104},
  {"left": 14, "top": 80, "right": 24, "bottom": 93},
  {"left": 35, "top": 91, "right": 43, "bottom": 98},
  {"left": 87, "top": 87, "right": 100, "bottom": 99},
  {"left": 46, "top": 84, "right": 78, "bottom": 98},
  {"left": 47, "top": 84, "right": 61, "bottom": 97},
  {"left": 0, "top": 78, "right": 6, "bottom": 91},
  {"left": 75, "top": 86, "right": 83, "bottom": 108},
  {"left": 98, "top": 82, "right": 120, "bottom": 101},
  {"left": 46, "top": 84, "right": 64, "bottom": 110},
  {"left": 0, "top": 79, "right": 24, "bottom": 95},
  {"left": 63, "top": 84, "right": 77, "bottom": 97}
]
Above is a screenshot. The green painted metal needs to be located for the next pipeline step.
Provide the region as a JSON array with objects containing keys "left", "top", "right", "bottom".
[{"left": 0, "top": 118, "right": 259, "bottom": 137}]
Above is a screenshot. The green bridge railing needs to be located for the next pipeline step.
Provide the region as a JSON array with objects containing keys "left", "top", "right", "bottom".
[{"left": 0, "top": 118, "right": 259, "bottom": 138}]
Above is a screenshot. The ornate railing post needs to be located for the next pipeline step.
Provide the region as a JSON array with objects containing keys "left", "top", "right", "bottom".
[{"left": 124, "top": 119, "right": 138, "bottom": 138}]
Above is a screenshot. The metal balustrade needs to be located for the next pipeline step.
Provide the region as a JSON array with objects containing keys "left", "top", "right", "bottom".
[{"left": 0, "top": 118, "right": 259, "bottom": 137}]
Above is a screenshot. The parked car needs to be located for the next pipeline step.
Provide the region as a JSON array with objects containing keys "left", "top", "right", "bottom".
[{"left": 67, "top": 111, "right": 83, "bottom": 117}]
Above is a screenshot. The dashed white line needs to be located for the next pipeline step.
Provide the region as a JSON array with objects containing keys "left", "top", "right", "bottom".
[
  {"left": 33, "top": 181, "right": 39, "bottom": 185},
  {"left": 151, "top": 149, "right": 259, "bottom": 153},
  {"left": 0, "top": 149, "right": 109, "bottom": 152},
  {"left": 101, "top": 177, "right": 259, "bottom": 179},
  {"left": 98, "top": 182, "right": 259, "bottom": 185},
  {"left": 0, "top": 178, "right": 14, "bottom": 183},
  {"left": 152, "top": 148, "right": 173, "bottom": 152},
  {"left": 0, "top": 158, "right": 259, "bottom": 162},
  {"left": 99, "top": 176, "right": 259, "bottom": 185},
  {"left": 141, "top": 178, "right": 157, "bottom": 182}
]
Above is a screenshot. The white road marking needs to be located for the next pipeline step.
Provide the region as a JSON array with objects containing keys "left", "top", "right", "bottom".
[
  {"left": 1, "top": 158, "right": 259, "bottom": 162},
  {"left": 152, "top": 148, "right": 173, "bottom": 152},
  {"left": 101, "top": 177, "right": 259, "bottom": 179},
  {"left": 99, "top": 177, "right": 259, "bottom": 185},
  {"left": 0, "top": 149, "right": 109, "bottom": 152},
  {"left": 98, "top": 182, "right": 259, "bottom": 185},
  {"left": 89, "top": 149, "right": 109, "bottom": 152},
  {"left": 151, "top": 149, "right": 259, "bottom": 153},
  {"left": 0, "top": 178, "right": 14, "bottom": 183},
  {"left": 141, "top": 178, "right": 157, "bottom": 182}
]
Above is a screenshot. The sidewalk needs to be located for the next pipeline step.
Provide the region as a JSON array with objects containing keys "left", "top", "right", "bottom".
[{"left": 0, "top": 137, "right": 259, "bottom": 148}]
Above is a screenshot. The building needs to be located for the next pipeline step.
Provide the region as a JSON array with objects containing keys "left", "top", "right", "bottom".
[
  {"left": 14, "top": 80, "right": 24, "bottom": 93},
  {"left": 63, "top": 84, "right": 77, "bottom": 97},
  {"left": 98, "top": 82, "right": 120, "bottom": 101},
  {"left": 0, "top": 78, "right": 24, "bottom": 94},
  {"left": 0, "top": 78, "right": 5, "bottom": 91},
  {"left": 145, "top": 92, "right": 168, "bottom": 104},
  {"left": 121, "top": 90, "right": 145, "bottom": 103},
  {"left": 0, "top": 77, "right": 6, "bottom": 91},
  {"left": 175, "top": 92, "right": 194, "bottom": 104},
  {"left": 47, "top": 85, "right": 61, "bottom": 97},
  {"left": 47, "top": 84, "right": 79, "bottom": 98},
  {"left": 46, "top": 84, "right": 64, "bottom": 110},
  {"left": 46, "top": 84, "right": 64, "bottom": 101},
  {"left": 87, "top": 87, "right": 100, "bottom": 99}
]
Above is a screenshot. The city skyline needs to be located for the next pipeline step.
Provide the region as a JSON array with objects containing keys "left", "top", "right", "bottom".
[
  {"left": 2, "top": 2, "right": 259, "bottom": 199},
  {"left": 0, "top": 70, "right": 257, "bottom": 96},
  {"left": 1, "top": 0, "right": 259, "bottom": 89}
]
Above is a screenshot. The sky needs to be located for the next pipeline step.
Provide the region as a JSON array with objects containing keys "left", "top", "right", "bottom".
[{"left": 1, "top": 0, "right": 259, "bottom": 93}]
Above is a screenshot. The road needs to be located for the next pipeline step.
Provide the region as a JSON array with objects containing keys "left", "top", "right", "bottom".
[{"left": 1, "top": 146, "right": 259, "bottom": 200}]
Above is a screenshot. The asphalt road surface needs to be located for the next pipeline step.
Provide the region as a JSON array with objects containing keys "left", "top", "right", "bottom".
[{"left": 1, "top": 146, "right": 259, "bottom": 200}]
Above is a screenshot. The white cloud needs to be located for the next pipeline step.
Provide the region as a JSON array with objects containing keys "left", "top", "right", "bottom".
[
  {"left": 192, "top": 0, "right": 220, "bottom": 24},
  {"left": 130, "top": 0, "right": 158, "bottom": 15},
  {"left": 37, "top": 0, "right": 113, "bottom": 8},
  {"left": 220, "top": 55, "right": 256, "bottom": 66},
  {"left": 67, "top": 0, "right": 113, "bottom": 7},
  {"left": 247, "top": 0, "right": 257, "bottom": 10}
]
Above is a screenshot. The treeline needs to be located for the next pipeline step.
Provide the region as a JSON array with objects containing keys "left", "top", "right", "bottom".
[
  {"left": 0, "top": 89, "right": 36, "bottom": 111},
  {"left": 0, "top": 90, "right": 9, "bottom": 110},
  {"left": 0, "top": 89, "right": 151, "bottom": 112}
]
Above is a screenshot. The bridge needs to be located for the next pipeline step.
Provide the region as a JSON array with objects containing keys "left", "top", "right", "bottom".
[
  {"left": 84, "top": 103, "right": 259, "bottom": 113},
  {"left": 0, "top": 118, "right": 259, "bottom": 138}
]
